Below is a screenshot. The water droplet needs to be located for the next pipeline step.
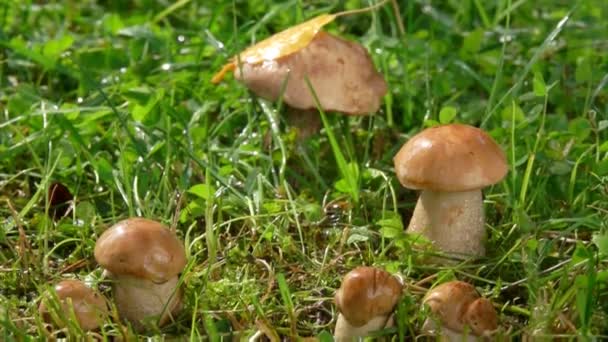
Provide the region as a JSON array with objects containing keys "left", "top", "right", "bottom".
[{"left": 499, "top": 35, "right": 513, "bottom": 43}]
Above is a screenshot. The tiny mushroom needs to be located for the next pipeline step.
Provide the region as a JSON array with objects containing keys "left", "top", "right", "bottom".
[
  {"left": 94, "top": 217, "right": 187, "bottom": 331},
  {"left": 234, "top": 31, "right": 387, "bottom": 115},
  {"left": 422, "top": 280, "right": 498, "bottom": 340},
  {"left": 393, "top": 124, "right": 508, "bottom": 259},
  {"left": 39, "top": 279, "right": 108, "bottom": 331},
  {"left": 334, "top": 266, "right": 403, "bottom": 341}
]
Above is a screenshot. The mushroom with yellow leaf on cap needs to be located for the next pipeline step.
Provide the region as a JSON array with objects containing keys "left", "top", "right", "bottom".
[
  {"left": 94, "top": 217, "right": 187, "bottom": 331},
  {"left": 212, "top": 10, "right": 388, "bottom": 136},
  {"left": 393, "top": 124, "right": 508, "bottom": 260},
  {"left": 232, "top": 31, "right": 387, "bottom": 116}
]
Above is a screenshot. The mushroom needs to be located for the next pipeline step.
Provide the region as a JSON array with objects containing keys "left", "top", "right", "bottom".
[
  {"left": 235, "top": 31, "right": 387, "bottom": 115},
  {"left": 334, "top": 266, "right": 403, "bottom": 340},
  {"left": 422, "top": 280, "right": 498, "bottom": 340},
  {"left": 393, "top": 124, "right": 508, "bottom": 259},
  {"left": 38, "top": 279, "right": 108, "bottom": 331},
  {"left": 94, "top": 218, "right": 187, "bottom": 331},
  {"left": 235, "top": 31, "right": 387, "bottom": 139}
]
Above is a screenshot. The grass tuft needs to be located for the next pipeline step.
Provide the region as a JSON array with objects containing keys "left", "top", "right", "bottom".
[{"left": 0, "top": 0, "right": 607, "bottom": 340}]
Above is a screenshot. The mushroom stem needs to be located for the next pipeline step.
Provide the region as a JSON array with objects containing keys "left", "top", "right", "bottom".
[
  {"left": 110, "top": 273, "right": 182, "bottom": 330},
  {"left": 286, "top": 107, "right": 321, "bottom": 140},
  {"left": 334, "top": 313, "right": 390, "bottom": 341},
  {"left": 422, "top": 318, "right": 480, "bottom": 342},
  {"left": 408, "top": 189, "right": 485, "bottom": 258}
]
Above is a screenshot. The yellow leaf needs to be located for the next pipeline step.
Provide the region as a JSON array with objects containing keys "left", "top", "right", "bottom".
[
  {"left": 212, "top": 14, "right": 336, "bottom": 84},
  {"left": 238, "top": 13, "right": 337, "bottom": 64}
]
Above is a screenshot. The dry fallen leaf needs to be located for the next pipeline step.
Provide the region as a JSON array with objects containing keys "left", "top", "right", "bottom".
[{"left": 48, "top": 181, "right": 73, "bottom": 220}]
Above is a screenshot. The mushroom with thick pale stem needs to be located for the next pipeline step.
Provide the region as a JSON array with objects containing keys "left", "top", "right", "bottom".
[
  {"left": 422, "top": 280, "right": 498, "bottom": 340},
  {"left": 334, "top": 266, "right": 403, "bottom": 340},
  {"left": 393, "top": 124, "right": 508, "bottom": 259},
  {"left": 39, "top": 279, "right": 108, "bottom": 331},
  {"left": 94, "top": 218, "right": 187, "bottom": 331}
]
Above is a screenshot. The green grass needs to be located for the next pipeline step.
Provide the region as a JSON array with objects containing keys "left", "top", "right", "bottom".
[{"left": 1, "top": 0, "right": 608, "bottom": 339}]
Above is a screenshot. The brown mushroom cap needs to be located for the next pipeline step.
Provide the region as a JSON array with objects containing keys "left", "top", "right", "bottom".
[
  {"left": 465, "top": 297, "right": 498, "bottom": 335},
  {"left": 423, "top": 281, "right": 479, "bottom": 331},
  {"left": 393, "top": 124, "right": 508, "bottom": 192},
  {"left": 94, "top": 218, "right": 187, "bottom": 283},
  {"left": 423, "top": 280, "right": 498, "bottom": 335},
  {"left": 39, "top": 279, "right": 107, "bottom": 331},
  {"left": 334, "top": 266, "right": 403, "bottom": 327},
  {"left": 235, "top": 31, "right": 387, "bottom": 115}
]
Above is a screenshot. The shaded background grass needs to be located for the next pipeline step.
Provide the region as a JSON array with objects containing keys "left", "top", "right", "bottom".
[{"left": 1, "top": 0, "right": 607, "bottom": 339}]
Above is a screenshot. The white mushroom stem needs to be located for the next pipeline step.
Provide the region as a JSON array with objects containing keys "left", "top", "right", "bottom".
[
  {"left": 407, "top": 189, "right": 485, "bottom": 258},
  {"left": 422, "top": 318, "right": 480, "bottom": 342},
  {"left": 334, "top": 313, "right": 390, "bottom": 341},
  {"left": 109, "top": 273, "right": 182, "bottom": 330}
]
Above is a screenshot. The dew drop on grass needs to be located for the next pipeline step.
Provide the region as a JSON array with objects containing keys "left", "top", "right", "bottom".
[{"left": 499, "top": 35, "right": 513, "bottom": 43}]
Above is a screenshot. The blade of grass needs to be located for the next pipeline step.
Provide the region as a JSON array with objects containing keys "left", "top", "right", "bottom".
[
  {"left": 482, "top": 6, "right": 576, "bottom": 127},
  {"left": 153, "top": 0, "right": 192, "bottom": 24},
  {"left": 473, "top": 0, "right": 491, "bottom": 28},
  {"left": 276, "top": 273, "right": 296, "bottom": 338},
  {"left": 304, "top": 77, "right": 360, "bottom": 204},
  {"left": 205, "top": 166, "right": 217, "bottom": 263}
]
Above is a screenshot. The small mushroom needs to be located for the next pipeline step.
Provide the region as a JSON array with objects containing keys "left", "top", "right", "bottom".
[
  {"left": 393, "top": 124, "right": 508, "bottom": 259},
  {"left": 235, "top": 31, "right": 387, "bottom": 115},
  {"left": 39, "top": 279, "right": 108, "bottom": 331},
  {"left": 334, "top": 266, "right": 403, "bottom": 341},
  {"left": 94, "top": 218, "right": 187, "bottom": 331},
  {"left": 422, "top": 280, "right": 498, "bottom": 340}
]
